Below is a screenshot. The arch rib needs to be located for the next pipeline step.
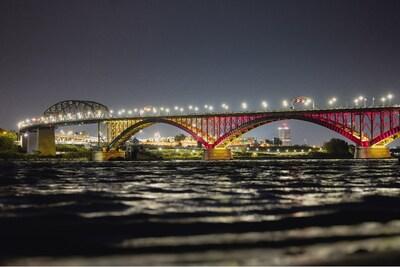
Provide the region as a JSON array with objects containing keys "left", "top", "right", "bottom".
[{"left": 108, "top": 118, "right": 210, "bottom": 150}]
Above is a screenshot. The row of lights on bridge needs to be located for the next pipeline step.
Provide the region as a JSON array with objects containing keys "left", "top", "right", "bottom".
[{"left": 17, "top": 93, "right": 395, "bottom": 129}]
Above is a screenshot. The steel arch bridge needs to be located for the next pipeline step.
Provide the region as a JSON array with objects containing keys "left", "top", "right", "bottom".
[
  {"left": 106, "top": 108, "right": 400, "bottom": 149},
  {"left": 19, "top": 100, "right": 400, "bottom": 159}
]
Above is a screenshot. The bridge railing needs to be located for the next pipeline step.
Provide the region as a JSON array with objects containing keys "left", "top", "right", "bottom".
[{"left": 18, "top": 105, "right": 400, "bottom": 131}]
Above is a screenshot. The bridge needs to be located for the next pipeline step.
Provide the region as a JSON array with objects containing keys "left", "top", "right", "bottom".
[{"left": 18, "top": 100, "right": 400, "bottom": 160}]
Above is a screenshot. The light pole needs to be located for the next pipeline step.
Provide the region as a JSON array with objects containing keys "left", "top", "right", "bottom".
[
  {"left": 261, "top": 101, "right": 268, "bottom": 110},
  {"left": 354, "top": 98, "right": 359, "bottom": 107},
  {"left": 282, "top": 100, "right": 289, "bottom": 109},
  {"left": 381, "top": 97, "right": 386, "bottom": 106},
  {"left": 328, "top": 97, "right": 337, "bottom": 108},
  {"left": 387, "top": 93, "right": 393, "bottom": 106}
]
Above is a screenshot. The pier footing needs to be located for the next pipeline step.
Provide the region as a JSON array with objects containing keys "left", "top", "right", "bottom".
[
  {"left": 92, "top": 151, "right": 126, "bottom": 161},
  {"left": 203, "top": 148, "right": 232, "bottom": 160},
  {"left": 354, "top": 147, "right": 391, "bottom": 159},
  {"left": 22, "top": 127, "right": 56, "bottom": 156}
]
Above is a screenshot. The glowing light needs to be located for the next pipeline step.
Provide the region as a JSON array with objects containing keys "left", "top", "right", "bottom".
[
  {"left": 241, "top": 102, "right": 247, "bottom": 109},
  {"left": 261, "top": 101, "right": 268, "bottom": 109},
  {"left": 221, "top": 103, "right": 229, "bottom": 110},
  {"left": 282, "top": 100, "right": 288, "bottom": 107}
]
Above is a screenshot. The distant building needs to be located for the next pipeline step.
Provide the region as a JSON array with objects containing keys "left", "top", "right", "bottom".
[
  {"left": 278, "top": 124, "right": 291, "bottom": 146},
  {"left": 273, "top": 137, "right": 282, "bottom": 146}
]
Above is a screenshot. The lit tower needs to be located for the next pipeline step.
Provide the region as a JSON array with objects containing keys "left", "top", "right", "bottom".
[{"left": 278, "top": 123, "right": 291, "bottom": 146}]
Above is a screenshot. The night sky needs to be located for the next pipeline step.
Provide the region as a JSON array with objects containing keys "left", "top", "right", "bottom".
[{"left": 1, "top": 0, "right": 400, "bottom": 145}]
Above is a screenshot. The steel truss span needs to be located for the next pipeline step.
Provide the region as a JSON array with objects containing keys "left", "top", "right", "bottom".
[{"left": 44, "top": 100, "right": 110, "bottom": 118}]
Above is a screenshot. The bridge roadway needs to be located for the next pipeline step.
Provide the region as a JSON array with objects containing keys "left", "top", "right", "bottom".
[{"left": 19, "top": 101, "right": 400, "bottom": 160}]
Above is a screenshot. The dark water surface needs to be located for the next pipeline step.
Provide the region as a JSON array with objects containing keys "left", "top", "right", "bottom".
[{"left": 1, "top": 159, "right": 400, "bottom": 265}]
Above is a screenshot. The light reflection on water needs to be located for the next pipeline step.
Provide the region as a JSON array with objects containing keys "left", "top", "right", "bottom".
[{"left": 0, "top": 159, "right": 400, "bottom": 265}]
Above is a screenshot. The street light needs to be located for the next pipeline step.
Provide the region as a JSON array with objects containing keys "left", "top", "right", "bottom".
[
  {"left": 381, "top": 97, "right": 387, "bottom": 106},
  {"left": 282, "top": 100, "right": 289, "bottom": 108},
  {"left": 387, "top": 93, "right": 393, "bottom": 105},
  {"left": 261, "top": 101, "right": 268, "bottom": 110},
  {"left": 241, "top": 102, "right": 247, "bottom": 110},
  {"left": 328, "top": 97, "right": 337, "bottom": 107}
]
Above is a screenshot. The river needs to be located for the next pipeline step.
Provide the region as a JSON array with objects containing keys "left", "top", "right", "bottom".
[{"left": 0, "top": 159, "right": 399, "bottom": 265}]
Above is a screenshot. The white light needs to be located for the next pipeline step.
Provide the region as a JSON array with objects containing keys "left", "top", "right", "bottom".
[
  {"left": 194, "top": 106, "right": 199, "bottom": 111},
  {"left": 188, "top": 105, "right": 193, "bottom": 110},
  {"left": 110, "top": 110, "right": 114, "bottom": 114},
  {"left": 179, "top": 107, "right": 184, "bottom": 112},
  {"left": 174, "top": 106, "right": 179, "bottom": 110},
  {"left": 160, "top": 107, "right": 164, "bottom": 111},
  {"left": 282, "top": 100, "right": 288, "bottom": 107},
  {"left": 165, "top": 108, "right": 170, "bottom": 113},
  {"left": 134, "top": 108, "right": 138, "bottom": 112},
  {"left": 241, "top": 102, "right": 247, "bottom": 109},
  {"left": 23, "top": 133, "right": 28, "bottom": 137},
  {"left": 204, "top": 104, "right": 208, "bottom": 109},
  {"left": 381, "top": 97, "right": 386, "bottom": 102},
  {"left": 358, "top": 96, "right": 364, "bottom": 101},
  {"left": 209, "top": 106, "right": 213, "bottom": 111},
  {"left": 387, "top": 93, "right": 393, "bottom": 100},
  {"left": 261, "top": 101, "right": 268, "bottom": 108},
  {"left": 128, "top": 110, "right": 132, "bottom": 115}
]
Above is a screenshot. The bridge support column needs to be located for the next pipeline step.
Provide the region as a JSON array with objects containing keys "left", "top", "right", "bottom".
[
  {"left": 203, "top": 148, "right": 232, "bottom": 160},
  {"left": 92, "top": 150, "right": 126, "bottom": 161},
  {"left": 22, "top": 127, "right": 56, "bottom": 156},
  {"left": 354, "top": 146, "right": 391, "bottom": 159}
]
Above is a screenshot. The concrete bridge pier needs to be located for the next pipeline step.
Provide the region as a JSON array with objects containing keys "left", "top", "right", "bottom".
[
  {"left": 22, "top": 127, "right": 56, "bottom": 156},
  {"left": 203, "top": 148, "right": 232, "bottom": 160},
  {"left": 354, "top": 146, "right": 391, "bottom": 159}
]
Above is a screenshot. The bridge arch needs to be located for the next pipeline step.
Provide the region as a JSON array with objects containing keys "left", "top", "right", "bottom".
[
  {"left": 108, "top": 118, "right": 209, "bottom": 150},
  {"left": 213, "top": 115, "right": 364, "bottom": 148},
  {"left": 370, "top": 126, "right": 400, "bottom": 147}
]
